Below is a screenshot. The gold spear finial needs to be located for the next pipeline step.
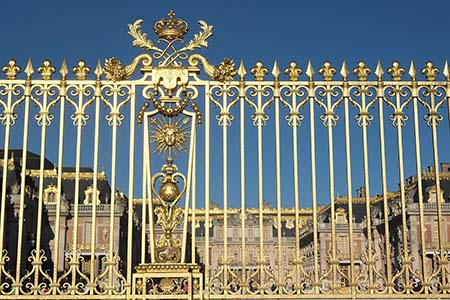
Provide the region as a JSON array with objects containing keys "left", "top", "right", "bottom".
[
  {"left": 95, "top": 59, "right": 103, "bottom": 80},
  {"left": 306, "top": 60, "right": 315, "bottom": 81},
  {"left": 60, "top": 59, "right": 69, "bottom": 80},
  {"left": 340, "top": 61, "right": 349, "bottom": 81},
  {"left": 272, "top": 60, "right": 280, "bottom": 80},
  {"left": 375, "top": 60, "right": 384, "bottom": 81},
  {"left": 408, "top": 60, "right": 417, "bottom": 81},
  {"left": 24, "top": 58, "right": 34, "bottom": 80},
  {"left": 238, "top": 60, "right": 246, "bottom": 80},
  {"left": 443, "top": 60, "right": 450, "bottom": 81}
]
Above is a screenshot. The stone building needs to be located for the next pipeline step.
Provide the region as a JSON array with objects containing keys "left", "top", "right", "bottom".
[
  {"left": 0, "top": 149, "right": 137, "bottom": 279},
  {"left": 298, "top": 163, "right": 450, "bottom": 288}
]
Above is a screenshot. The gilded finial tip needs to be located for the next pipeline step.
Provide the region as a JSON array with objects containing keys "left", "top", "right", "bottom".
[
  {"left": 238, "top": 60, "right": 247, "bottom": 79},
  {"left": 408, "top": 60, "right": 417, "bottom": 80},
  {"left": 271, "top": 60, "right": 280, "bottom": 79},
  {"left": 340, "top": 61, "right": 349, "bottom": 79},
  {"left": 60, "top": 60, "right": 69, "bottom": 78},
  {"left": 305, "top": 60, "right": 315, "bottom": 79},
  {"left": 375, "top": 60, "right": 384, "bottom": 80},
  {"left": 95, "top": 59, "right": 103, "bottom": 78},
  {"left": 443, "top": 60, "right": 450, "bottom": 79}
]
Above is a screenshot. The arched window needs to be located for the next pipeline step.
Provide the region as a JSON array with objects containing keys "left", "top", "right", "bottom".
[
  {"left": 83, "top": 185, "right": 101, "bottom": 205},
  {"left": 427, "top": 185, "right": 445, "bottom": 203},
  {"left": 44, "top": 184, "right": 58, "bottom": 204},
  {"left": 335, "top": 207, "right": 348, "bottom": 224}
]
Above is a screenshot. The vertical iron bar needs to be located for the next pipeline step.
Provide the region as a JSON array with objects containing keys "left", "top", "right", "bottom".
[
  {"left": 377, "top": 93, "right": 393, "bottom": 291},
  {"left": 394, "top": 88, "right": 411, "bottom": 291},
  {"left": 52, "top": 91, "right": 65, "bottom": 294},
  {"left": 33, "top": 83, "right": 49, "bottom": 293},
  {"left": 204, "top": 83, "right": 211, "bottom": 298},
  {"left": 70, "top": 84, "right": 84, "bottom": 294},
  {"left": 142, "top": 119, "right": 148, "bottom": 263},
  {"left": 429, "top": 91, "right": 446, "bottom": 291},
  {"left": 239, "top": 84, "right": 247, "bottom": 296},
  {"left": 191, "top": 135, "right": 197, "bottom": 264},
  {"left": 256, "top": 86, "right": 265, "bottom": 295},
  {"left": 309, "top": 84, "right": 320, "bottom": 291},
  {"left": 126, "top": 85, "right": 136, "bottom": 294},
  {"left": 344, "top": 93, "right": 356, "bottom": 296},
  {"left": 107, "top": 84, "right": 119, "bottom": 294},
  {"left": 88, "top": 91, "right": 100, "bottom": 293},
  {"left": 181, "top": 113, "right": 197, "bottom": 263},
  {"left": 274, "top": 88, "right": 283, "bottom": 295},
  {"left": 145, "top": 111, "right": 156, "bottom": 264},
  {"left": 291, "top": 86, "right": 301, "bottom": 293},
  {"left": 222, "top": 87, "right": 229, "bottom": 295},
  {"left": 326, "top": 86, "right": 338, "bottom": 291},
  {"left": 412, "top": 89, "right": 428, "bottom": 291},
  {"left": 360, "top": 91, "right": 374, "bottom": 293},
  {"left": 15, "top": 87, "right": 30, "bottom": 290}
]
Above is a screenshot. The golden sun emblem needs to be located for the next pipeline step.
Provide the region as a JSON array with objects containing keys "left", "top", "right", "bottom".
[{"left": 150, "top": 116, "right": 190, "bottom": 158}]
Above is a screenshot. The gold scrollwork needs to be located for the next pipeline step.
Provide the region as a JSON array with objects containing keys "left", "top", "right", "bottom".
[{"left": 104, "top": 54, "right": 152, "bottom": 81}]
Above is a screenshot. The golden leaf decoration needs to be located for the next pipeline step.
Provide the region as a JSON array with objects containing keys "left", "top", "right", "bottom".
[
  {"left": 183, "top": 21, "right": 213, "bottom": 51},
  {"left": 128, "top": 19, "right": 162, "bottom": 52}
]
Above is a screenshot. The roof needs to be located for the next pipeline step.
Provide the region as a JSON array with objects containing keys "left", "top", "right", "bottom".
[{"left": 0, "top": 149, "right": 111, "bottom": 204}]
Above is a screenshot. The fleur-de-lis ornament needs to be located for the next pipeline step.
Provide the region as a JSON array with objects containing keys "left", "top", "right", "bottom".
[
  {"left": 37, "top": 59, "right": 56, "bottom": 80},
  {"left": 72, "top": 60, "right": 91, "bottom": 80},
  {"left": 353, "top": 61, "right": 371, "bottom": 81},
  {"left": 387, "top": 61, "right": 405, "bottom": 81},
  {"left": 421, "top": 61, "right": 439, "bottom": 81},
  {"left": 318, "top": 61, "right": 336, "bottom": 81},
  {"left": 250, "top": 61, "right": 268, "bottom": 81},
  {"left": 284, "top": 61, "right": 302, "bottom": 81},
  {"left": 2, "top": 59, "right": 21, "bottom": 80}
]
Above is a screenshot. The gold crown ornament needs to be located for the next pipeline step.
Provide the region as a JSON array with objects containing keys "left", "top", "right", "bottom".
[{"left": 153, "top": 10, "right": 190, "bottom": 41}]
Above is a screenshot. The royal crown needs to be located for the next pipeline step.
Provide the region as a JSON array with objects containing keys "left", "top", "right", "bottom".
[{"left": 153, "top": 10, "right": 190, "bottom": 41}]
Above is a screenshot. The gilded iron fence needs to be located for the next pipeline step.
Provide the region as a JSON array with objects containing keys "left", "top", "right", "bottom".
[{"left": 0, "top": 10, "right": 449, "bottom": 299}]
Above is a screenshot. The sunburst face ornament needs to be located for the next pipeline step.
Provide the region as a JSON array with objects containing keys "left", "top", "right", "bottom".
[{"left": 150, "top": 116, "right": 190, "bottom": 158}]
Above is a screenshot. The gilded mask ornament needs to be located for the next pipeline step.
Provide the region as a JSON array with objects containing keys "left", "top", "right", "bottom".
[{"left": 150, "top": 116, "right": 190, "bottom": 158}]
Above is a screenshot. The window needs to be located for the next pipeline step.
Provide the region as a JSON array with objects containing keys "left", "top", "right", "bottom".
[
  {"left": 85, "top": 222, "right": 92, "bottom": 244},
  {"left": 427, "top": 185, "right": 444, "bottom": 203},
  {"left": 44, "top": 184, "right": 58, "bottom": 204},
  {"left": 335, "top": 208, "right": 348, "bottom": 224},
  {"left": 83, "top": 185, "right": 101, "bottom": 205},
  {"left": 338, "top": 234, "right": 348, "bottom": 256}
]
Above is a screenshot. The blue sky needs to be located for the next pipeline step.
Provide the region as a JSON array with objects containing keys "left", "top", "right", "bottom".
[
  {"left": 1, "top": 0, "right": 450, "bottom": 208},
  {"left": 2, "top": 0, "right": 450, "bottom": 67}
]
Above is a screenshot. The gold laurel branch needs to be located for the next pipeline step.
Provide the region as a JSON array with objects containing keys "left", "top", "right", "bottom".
[
  {"left": 128, "top": 19, "right": 163, "bottom": 52},
  {"left": 182, "top": 20, "right": 213, "bottom": 51}
]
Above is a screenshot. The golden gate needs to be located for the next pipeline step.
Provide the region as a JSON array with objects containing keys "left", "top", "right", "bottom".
[{"left": 0, "top": 10, "right": 449, "bottom": 299}]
